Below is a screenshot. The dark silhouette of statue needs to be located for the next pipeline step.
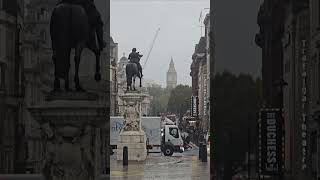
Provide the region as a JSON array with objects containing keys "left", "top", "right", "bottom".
[
  {"left": 126, "top": 48, "right": 143, "bottom": 91},
  {"left": 50, "top": 0, "right": 104, "bottom": 92},
  {"left": 57, "top": 0, "right": 106, "bottom": 50},
  {"left": 128, "top": 48, "right": 143, "bottom": 77}
]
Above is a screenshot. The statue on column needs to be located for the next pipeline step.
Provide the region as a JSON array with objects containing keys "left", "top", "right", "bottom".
[{"left": 126, "top": 48, "right": 143, "bottom": 91}]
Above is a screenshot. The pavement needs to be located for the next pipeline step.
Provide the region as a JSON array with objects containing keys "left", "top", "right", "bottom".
[{"left": 110, "top": 145, "right": 210, "bottom": 180}]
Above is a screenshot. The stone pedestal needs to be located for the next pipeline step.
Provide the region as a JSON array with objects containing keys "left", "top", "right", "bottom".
[
  {"left": 28, "top": 91, "right": 107, "bottom": 180},
  {"left": 116, "top": 91, "right": 147, "bottom": 161},
  {"left": 116, "top": 131, "right": 147, "bottom": 161}
]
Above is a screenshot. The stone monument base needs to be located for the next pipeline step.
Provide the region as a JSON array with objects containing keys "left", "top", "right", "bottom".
[
  {"left": 117, "top": 131, "right": 147, "bottom": 161},
  {"left": 28, "top": 91, "right": 107, "bottom": 180}
]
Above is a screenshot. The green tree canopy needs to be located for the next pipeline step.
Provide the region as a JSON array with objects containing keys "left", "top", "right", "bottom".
[
  {"left": 147, "top": 85, "right": 171, "bottom": 116},
  {"left": 167, "top": 85, "right": 192, "bottom": 116}
]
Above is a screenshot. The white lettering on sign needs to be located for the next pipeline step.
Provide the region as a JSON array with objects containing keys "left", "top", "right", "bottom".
[
  {"left": 265, "top": 112, "right": 278, "bottom": 172},
  {"left": 191, "top": 96, "right": 198, "bottom": 117},
  {"left": 301, "top": 39, "right": 308, "bottom": 170}
]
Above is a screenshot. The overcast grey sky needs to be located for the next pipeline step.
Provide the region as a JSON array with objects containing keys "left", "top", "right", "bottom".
[
  {"left": 95, "top": 0, "right": 263, "bottom": 86},
  {"left": 110, "top": 0, "right": 209, "bottom": 87},
  {"left": 212, "top": 0, "right": 262, "bottom": 77}
]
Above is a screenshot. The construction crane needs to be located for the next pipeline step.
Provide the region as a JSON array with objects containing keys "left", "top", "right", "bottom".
[{"left": 143, "top": 28, "right": 160, "bottom": 69}]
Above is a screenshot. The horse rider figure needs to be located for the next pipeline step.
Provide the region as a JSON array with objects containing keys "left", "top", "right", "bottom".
[
  {"left": 58, "top": 0, "right": 106, "bottom": 50},
  {"left": 128, "top": 48, "right": 143, "bottom": 77}
]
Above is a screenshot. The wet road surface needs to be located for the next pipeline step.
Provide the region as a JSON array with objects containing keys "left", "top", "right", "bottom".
[{"left": 110, "top": 145, "right": 210, "bottom": 180}]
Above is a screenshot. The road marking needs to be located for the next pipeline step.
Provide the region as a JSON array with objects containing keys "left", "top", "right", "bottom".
[
  {"left": 157, "top": 159, "right": 183, "bottom": 166},
  {"left": 111, "top": 170, "right": 143, "bottom": 177}
]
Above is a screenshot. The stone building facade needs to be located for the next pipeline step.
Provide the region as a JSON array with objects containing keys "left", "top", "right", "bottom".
[
  {"left": 255, "top": 0, "right": 284, "bottom": 109},
  {"left": 0, "top": 0, "right": 25, "bottom": 173},
  {"left": 281, "top": 1, "right": 311, "bottom": 179},
  {"left": 21, "top": 0, "right": 111, "bottom": 173},
  {"left": 204, "top": 13, "right": 211, "bottom": 132},
  {"left": 116, "top": 54, "right": 127, "bottom": 116},
  {"left": 283, "top": 1, "right": 312, "bottom": 179},
  {"left": 22, "top": 0, "right": 56, "bottom": 172},
  {"left": 110, "top": 37, "right": 118, "bottom": 116},
  {"left": 255, "top": 0, "right": 285, "bottom": 178},
  {"left": 191, "top": 36, "right": 207, "bottom": 131},
  {"left": 309, "top": 0, "right": 320, "bottom": 178},
  {"left": 256, "top": 0, "right": 317, "bottom": 179}
]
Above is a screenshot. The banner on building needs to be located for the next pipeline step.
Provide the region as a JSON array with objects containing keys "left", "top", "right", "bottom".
[
  {"left": 190, "top": 96, "right": 199, "bottom": 117},
  {"left": 259, "top": 109, "right": 283, "bottom": 175}
]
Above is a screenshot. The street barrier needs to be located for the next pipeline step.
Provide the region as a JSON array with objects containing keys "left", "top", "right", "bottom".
[{"left": 123, "top": 146, "right": 128, "bottom": 166}]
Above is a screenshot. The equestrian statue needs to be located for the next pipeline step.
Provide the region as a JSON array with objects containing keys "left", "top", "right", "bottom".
[
  {"left": 50, "top": 0, "right": 106, "bottom": 92},
  {"left": 126, "top": 48, "right": 143, "bottom": 91}
]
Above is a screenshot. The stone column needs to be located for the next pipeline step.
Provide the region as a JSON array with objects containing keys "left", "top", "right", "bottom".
[{"left": 116, "top": 92, "right": 147, "bottom": 161}]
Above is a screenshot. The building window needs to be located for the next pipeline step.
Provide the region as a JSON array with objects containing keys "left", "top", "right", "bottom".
[
  {"left": 285, "top": 60, "right": 290, "bottom": 73},
  {"left": 0, "top": 27, "right": 2, "bottom": 57},
  {"left": 0, "top": 65, "right": 2, "bottom": 89},
  {"left": 40, "top": 30, "right": 46, "bottom": 41},
  {"left": 319, "top": 0, "right": 320, "bottom": 26},
  {"left": 169, "top": 127, "right": 179, "bottom": 138},
  {"left": 5, "top": 29, "right": 14, "bottom": 59},
  {"left": 37, "top": 10, "right": 41, "bottom": 21},
  {"left": 311, "top": 131, "right": 317, "bottom": 153},
  {"left": 0, "top": 63, "right": 5, "bottom": 90},
  {"left": 40, "top": 8, "right": 46, "bottom": 18},
  {"left": 318, "top": 54, "right": 320, "bottom": 102}
]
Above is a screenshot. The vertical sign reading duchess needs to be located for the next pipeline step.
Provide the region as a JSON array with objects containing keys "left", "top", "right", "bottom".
[{"left": 260, "top": 109, "right": 282, "bottom": 175}]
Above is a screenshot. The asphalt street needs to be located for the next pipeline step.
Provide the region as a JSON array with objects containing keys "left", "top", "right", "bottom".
[{"left": 110, "top": 145, "right": 210, "bottom": 180}]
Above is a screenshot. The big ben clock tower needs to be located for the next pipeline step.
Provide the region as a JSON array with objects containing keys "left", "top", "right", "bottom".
[{"left": 166, "top": 57, "right": 177, "bottom": 89}]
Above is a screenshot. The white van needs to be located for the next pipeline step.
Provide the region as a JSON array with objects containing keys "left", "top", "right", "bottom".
[{"left": 161, "top": 124, "right": 184, "bottom": 156}]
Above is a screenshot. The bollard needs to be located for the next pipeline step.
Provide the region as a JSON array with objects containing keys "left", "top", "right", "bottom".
[
  {"left": 123, "top": 146, "right": 128, "bottom": 166},
  {"left": 202, "top": 144, "right": 207, "bottom": 162},
  {"left": 199, "top": 142, "right": 203, "bottom": 160}
]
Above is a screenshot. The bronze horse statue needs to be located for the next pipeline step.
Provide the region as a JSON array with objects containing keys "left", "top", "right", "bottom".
[
  {"left": 50, "top": 3, "right": 101, "bottom": 92},
  {"left": 126, "top": 62, "right": 142, "bottom": 91}
]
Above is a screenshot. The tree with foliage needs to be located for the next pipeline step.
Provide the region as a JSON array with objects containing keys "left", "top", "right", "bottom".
[
  {"left": 147, "top": 85, "right": 171, "bottom": 116},
  {"left": 212, "top": 71, "right": 262, "bottom": 180},
  {"left": 167, "top": 85, "right": 192, "bottom": 116}
]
